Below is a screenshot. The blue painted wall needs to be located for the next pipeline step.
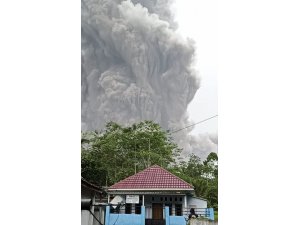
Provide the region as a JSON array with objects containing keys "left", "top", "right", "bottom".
[
  {"left": 105, "top": 206, "right": 213, "bottom": 225},
  {"left": 165, "top": 207, "right": 170, "bottom": 225},
  {"left": 105, "top": 206, "right": 145, "bottom": 225},
  {"left": 208, "top": 208, "right": 214, "bottom": 221},
  {"left": 109, "top": 214, "right": 142, "bottom": 225},
  {"left": 205, "top": 208, "right": 214, "bottom": 221},
  {"left": 165, "top": 206, "right": 186, "bottom": 225}
]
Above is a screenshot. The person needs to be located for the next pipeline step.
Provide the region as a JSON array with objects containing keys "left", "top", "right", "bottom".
[{"left": 188, "top": 208, "right": 198, "bottom": 219}]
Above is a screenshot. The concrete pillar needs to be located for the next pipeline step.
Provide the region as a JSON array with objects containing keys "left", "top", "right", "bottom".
[
  {"left": 165, "top": 206, "right": 170, "bottom": 225},
  {"left": 105, "top": 206, "right": 110, "bottom": 225},
  {"left": 208, "top": 208, "right": 214, "bottom": 221},
  {"left": 184, "top": 195, "right": 187, "bottom": 215},
  {"left": 89, "top": 195, "right": 95, "bottom": 225},
  {"left": 141, "top": 206, "right": 146, "bottom": 225},
  {"left": 142, "top": 195, "right": 145, "bottom": 206},
  {"left": 171, "top": 203, "right": 174, "bottom": 215}
]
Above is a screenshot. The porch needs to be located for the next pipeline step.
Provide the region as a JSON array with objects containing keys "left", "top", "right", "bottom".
[
  {"left": 105, "top": 165, "right": 213, "bottom": 225},
  {"left": 108, "top": 193, "right": 189, "bottom": 218},
  {"left": 105, "top": 205, "right": 214, "bottom": 225}
]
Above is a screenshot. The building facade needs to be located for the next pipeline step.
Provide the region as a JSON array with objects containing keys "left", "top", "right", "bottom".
[
  {"left": 81, "top": 177, "right": 104, "bottom": 225},
  {"left": 106, "top": 165, "right": 212, "bottom": 225}
]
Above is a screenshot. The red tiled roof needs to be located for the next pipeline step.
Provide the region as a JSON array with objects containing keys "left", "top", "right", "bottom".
[{"left": 108, "top": 165, "right": 193, "bottom": 190}]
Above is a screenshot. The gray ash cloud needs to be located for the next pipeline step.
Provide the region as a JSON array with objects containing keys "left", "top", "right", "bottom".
[{"left": 82, "top": 0, "right": 217, "bottom": 159}]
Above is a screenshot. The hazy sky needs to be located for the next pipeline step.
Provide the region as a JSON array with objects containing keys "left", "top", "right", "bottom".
[{"left": 174, "top": 0, "right": 218, "bottom": 135}]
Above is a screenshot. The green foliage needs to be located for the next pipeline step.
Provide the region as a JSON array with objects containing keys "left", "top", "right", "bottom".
[
  {"left": 214, "top": 211, "right": 218, "bottom": 221},
  {"left": 170, "top": 152, "right": 218, "bottom": 210},
  {"left": 81, "top": 121, "right": 218, "bottom": 210},
  {"left": 81, "top": 121, "right": 181, "bottom": 186}
]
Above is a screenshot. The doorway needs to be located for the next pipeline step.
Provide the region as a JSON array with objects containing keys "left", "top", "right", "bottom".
[{"left": 152, "top": 203, "right": 163, "bottom": 219}]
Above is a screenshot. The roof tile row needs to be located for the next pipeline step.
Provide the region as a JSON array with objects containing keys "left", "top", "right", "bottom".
[{"left": 109, "top": 165, "right": 193, "bottom": 190}]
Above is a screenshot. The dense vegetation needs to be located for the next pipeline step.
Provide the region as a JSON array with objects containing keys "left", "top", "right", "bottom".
[{"left": 81, "top": 121, "right": 218, "bottom": 209}]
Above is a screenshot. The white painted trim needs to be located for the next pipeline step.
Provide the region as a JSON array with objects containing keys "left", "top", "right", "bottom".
[{"left": 189, "top": 196, "right": 207, "bottom": 201}]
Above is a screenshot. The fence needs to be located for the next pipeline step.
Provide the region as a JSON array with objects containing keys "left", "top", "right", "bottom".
[
  {"left": 105, "top": 205, "right": 145, "bottom": 225},
  {"left": 182, "top": 208, "right": 214, "bottom": 221},
  {"left": 104, "top": 206, "right": 214, "bottom": 225}
]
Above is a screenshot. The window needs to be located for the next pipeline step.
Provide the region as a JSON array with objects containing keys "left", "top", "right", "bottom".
[
  {"left": 175, "top": 204, "right": 182, "bottom": 216},
  {"left": 160, "top": 197, "right": 163, "bottom": 201},
  {"left": 180, "top": 197, "right": 182, "bottom": 202},
  {"left": 170, "top": 197, "right": 172, "bottom": 201},
  {"left": 165, "top": 197, "right": 167, "bottom": 201},
  {"left": 152, "top": 197, "right": 154, "bottom": 201},
  {"left": 125, "top": 204, "right": 131, "bottom": 214},
  {"left": 135, "top": 203, "right": 142, "bottom": 214},
  {"left": 175, "top": 197, "right": 177, "bottom": 201}
]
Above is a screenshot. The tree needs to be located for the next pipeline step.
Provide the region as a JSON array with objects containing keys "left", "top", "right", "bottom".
[
  {"left": 203, "top": 152, "right": 218, "bottom": 209},
  {"left": 81, "top": 121, "right": 181, "bottom": 186},
  {"left": 170, "top": 152, "right": 218, "bottom": 210},
  {"left": 81, "top": 121, "right": 218, "bottom": 210}
]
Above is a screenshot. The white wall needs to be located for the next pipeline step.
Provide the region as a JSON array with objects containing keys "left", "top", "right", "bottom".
[
  {"left": 81, "top": 196, "right": 98, "bottom": 225},
  {"left": 187, "top": 197, "right": 207, "bottom": 209},
  {"left": 93, "top": 210, "right": 100, "bottom": 225},
  {"left": 81, "top": 210, "right": 92, "bottom": 225}
]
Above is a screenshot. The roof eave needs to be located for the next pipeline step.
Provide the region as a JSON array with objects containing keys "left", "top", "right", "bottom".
[
  {"left": 108, "top": 188, "right": 194, "bottom": 191},
  {"left": 81, "top": 177, "right": 103, "bottom": 194}
]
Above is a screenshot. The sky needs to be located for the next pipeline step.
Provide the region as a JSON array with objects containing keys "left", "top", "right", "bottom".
[{"left": 173, "top": 0, "right": 218, "bottom": 135}]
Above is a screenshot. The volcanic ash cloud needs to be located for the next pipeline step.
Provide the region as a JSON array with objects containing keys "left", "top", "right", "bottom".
[{"left": 82, "top": 0, "right": 217, "bottom": 158}]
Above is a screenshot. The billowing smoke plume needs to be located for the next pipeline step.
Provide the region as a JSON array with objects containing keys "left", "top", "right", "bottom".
[{"left": 82, "top": 0, "right": 217, "bottom": 159}]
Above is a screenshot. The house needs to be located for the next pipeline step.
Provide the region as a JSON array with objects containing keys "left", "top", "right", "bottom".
[
  {"left": 105, "top": 165, "right": 213, "bottom": 225},
  {"left": 81, "top": 177, "right": 105, "bottom": 225}
]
